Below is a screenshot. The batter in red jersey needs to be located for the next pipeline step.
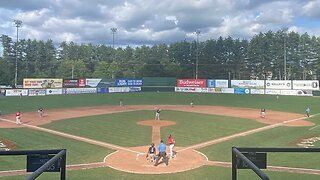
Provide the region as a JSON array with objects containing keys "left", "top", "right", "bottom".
[{"left": 168, "top": 134, "right": 176, "bottom": 159}]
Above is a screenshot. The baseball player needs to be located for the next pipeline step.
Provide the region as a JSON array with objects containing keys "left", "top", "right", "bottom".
[
  {"left": 190, "top": 100, "right": 194, "bottom": 107},
  {"left": 155, "top": 108, "right": 161, "bottom": 120},
  {"left": 146, "top": 143, "right": 156, "bottom": 162},
  {"left": 260, "top": 108, "right": 266, "bottom": 118},
  {"left": 119, "top": 99, "right": 123, "bottom": 107},
  {"left": 306, "top": 107, "right": 310, "bottom": 117},
  {"left": 15, "top": 111, "right": 21, "bottom": 125},
  {"left": 154, "top": 140, "right": 168, "bottom": 166},
  {"left": 38, "top": 107, "right": 44, "bottom": 117},
  {"left": 167, "top": 134, "right": 176, "bottom": 159}
]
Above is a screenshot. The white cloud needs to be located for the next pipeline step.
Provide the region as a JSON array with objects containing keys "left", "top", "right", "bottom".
[{"left": 0, "top": 0, "right": 319, "bottom": 47}]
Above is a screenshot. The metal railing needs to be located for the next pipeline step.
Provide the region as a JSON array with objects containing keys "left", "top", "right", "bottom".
[
  {"left": 0, "top": 149, "right": 66, "bottom": 180},
  {"left": 232, "top": 147, "right": 320, "bottom": 180}
]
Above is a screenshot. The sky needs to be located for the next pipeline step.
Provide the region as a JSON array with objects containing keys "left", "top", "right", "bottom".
[{"left": 0, "top": 0, "right": 320, "bottom": 48}]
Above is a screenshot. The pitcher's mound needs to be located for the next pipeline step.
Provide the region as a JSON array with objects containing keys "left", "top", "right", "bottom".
[
  {"left": 105, "top": 146, "right": 207, "bottom": 174},
  {"left": 137, "top": 120, "right": 176, "bottom": 127}
]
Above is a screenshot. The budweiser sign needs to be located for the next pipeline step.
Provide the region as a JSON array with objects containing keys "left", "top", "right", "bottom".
[{"left": 177, "top": 79, "right": 207, "bottom": 87}]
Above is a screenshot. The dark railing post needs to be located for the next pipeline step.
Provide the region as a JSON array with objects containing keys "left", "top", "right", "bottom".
[
  {"left": 232, "top": 147, "right": 237, "bottom": 180},
  {"left": 60, "top": 150, "right": 67, "bottom": 180}
]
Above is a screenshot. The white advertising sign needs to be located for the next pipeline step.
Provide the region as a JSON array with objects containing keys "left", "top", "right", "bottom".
[
  {"left": 28, "top": 89, "right": 46, "bottom": 96},
  {"left": 109, "top": 87, "right": 130, "bottom": 93},
  {"left": 65, "top": 88, "right": 97, "bottom": 94},
  {"left": 46, "top": 89, "right": 63, "bottom": 95},
  {"left": 265, "top": 89, "right": 281, "bottom": 95},
  {"left": 266, "top": 80, "right": 291, "bottom": 89},
  {"left": 5, "top": 89, "right": 28, "bottom": 96},
  {"left": 216, "top": 80, "right": 229, "bottom": 88},
  {"left": 231, "top": 80, "right": 264, "bottom": 89},
  {"left": 86, "top": 79, "right": 102, "bottom": 87},
  {"left": 250, "top": 89, "right": 265, "bottom": 95},
  {"left": 221, "top": 88, "right": 234, "bottom": 94},
  {"left": 292, "top": 80, "right": 319, "bottom": 90}
]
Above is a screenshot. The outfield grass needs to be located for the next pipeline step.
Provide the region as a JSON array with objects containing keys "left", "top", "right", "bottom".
[
  {"left": 0, "top": 128, "right": 113, "bottom": 171},
  {"left": 0, "top": 93, "right": 318, "bottom": 114}
]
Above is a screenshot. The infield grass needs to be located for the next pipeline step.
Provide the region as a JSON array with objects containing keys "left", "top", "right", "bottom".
[{"left": 41, "top": 110, "right": 264, "bottom": 147}]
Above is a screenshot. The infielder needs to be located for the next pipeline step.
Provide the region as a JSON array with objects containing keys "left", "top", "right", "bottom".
[
  {"left": 15, "top": 111, "right": 21, "bottom": 125},
  {"left": 155, "top": 108, "right": 161, "bottom": 120},
  {"left": 306, "top": 107, "right": 310, "bottom": 117},
  {"left": 260, "top": 108, "right": 266, "bottom": 118},
  {"left": 38, "top": 107, "right": 44, "bottom": 117}
]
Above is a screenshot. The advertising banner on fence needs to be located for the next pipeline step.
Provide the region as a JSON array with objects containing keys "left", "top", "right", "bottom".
[
  {"left": 266, "top": 80, "right": 291, "bottom": 89},
  {"left": 221, "top": 88, "right": 234, "bottom": 94},
  {"left": 231, "top": 80, "right": 264, "bottom": 89},
  {"left": 175, "top": 87, "right": 196, "bottom": 92},
  {"left": 28, "top": 89, "right": 46, "bottom": 96},
  {"left": 292, "top": 80, "right": 319, "bottom": 90},
  {"left": 234, "top": 88, "right": 250, "bottom": 94},
  {"left": 96, "top": 79, "right": 115, "bottom": 87},
  {"left": 23, "top": 79, "right": 63, "bottom": 89},
  {"left": 115, "top": 78, "right": 143, "bottom": 86},
  {"left": 65, "top": 88, "right": 96, "bottom": 94},
  {"left": 129, "top": 87, "right": 142, "bottom": 92},
  {"left": 63, "top": 79, "right": 78, "bottom": 87},
  {"left": 5, "top": 89, "right": 28, "bottom": 96},
  {"left": 251, "top": 89, "right": 265, "bottom": 95},
  {"left": 78, "top": 79, "right": 86, "bottom": 87},
  {"left": 265, "top": 89, "right": 281, "bottom": 95},
  {"left": 109, "top": 87, "right": 131, "bottom": 93},
  {"left": 46, "top": 89, "right": 63, "bottom": 95},
  {"left": 97, "top": 87, "right": 109, "bottom": 93},
  {"left": 86, "top": 79, "right": 102, "bottom": 87},
  {"left": 207, "top": 80, "right": 228, "bottom": 88},
  {"left": 177, "top": 79, "right": 206, "bottom": 87}
]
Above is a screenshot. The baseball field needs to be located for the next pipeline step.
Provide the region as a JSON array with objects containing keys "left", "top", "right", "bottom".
[{"left": 0, "top": 92, "right": 320, "bottom": 179}]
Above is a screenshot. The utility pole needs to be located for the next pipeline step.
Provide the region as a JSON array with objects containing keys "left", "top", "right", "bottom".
[
  {"left": 195, "top": 30, "right": 200, "bottom": 79},
  {"left": 14, "top": 19, "right": 22, "bottom": 88}
]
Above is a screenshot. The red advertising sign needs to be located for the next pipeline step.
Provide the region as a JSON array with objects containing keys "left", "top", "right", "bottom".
[
  {"left": 177, "top": 79, "right": 207, "bottom": 87},
  {"left": 78, "top": 79, "right": 86, "bottom": 87}
]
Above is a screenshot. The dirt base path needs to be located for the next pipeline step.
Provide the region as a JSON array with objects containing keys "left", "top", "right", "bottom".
[{"left": 0, "top": 105, "right": 314, "bottom": 175}]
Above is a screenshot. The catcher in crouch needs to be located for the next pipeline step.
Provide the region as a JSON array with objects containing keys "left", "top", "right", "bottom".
[{"left": 146, "top": 143, "right": 156, "bottom": 162}]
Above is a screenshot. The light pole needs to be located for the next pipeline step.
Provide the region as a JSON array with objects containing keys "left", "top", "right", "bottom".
[
  {"left": 110, "top": 27, "right": 117, "bottom": 50},
  {"left": 14, "top": 19, "right": 22, "bottom": 88},
  {"left": 110, "top": 28, "right": 118, "bottom": 60},
  {"left": 283, "top": 32, "right": 287, "bottom": 80},
  {"left": 195, "top": 30, "right": 200, "bottom": 79}
]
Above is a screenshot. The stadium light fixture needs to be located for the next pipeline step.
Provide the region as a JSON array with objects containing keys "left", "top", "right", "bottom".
[{"left": 14, "top": 19, "right": 22, "bottom": 88}]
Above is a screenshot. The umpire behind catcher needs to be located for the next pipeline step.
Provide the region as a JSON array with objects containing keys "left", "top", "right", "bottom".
[{"left": 154, "top": 140, "right": 168, "bottom": 166}]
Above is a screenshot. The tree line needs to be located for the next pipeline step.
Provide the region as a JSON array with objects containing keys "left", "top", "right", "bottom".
[{"left": 0, "top": 29, "right": 319, "bottom": 86}]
